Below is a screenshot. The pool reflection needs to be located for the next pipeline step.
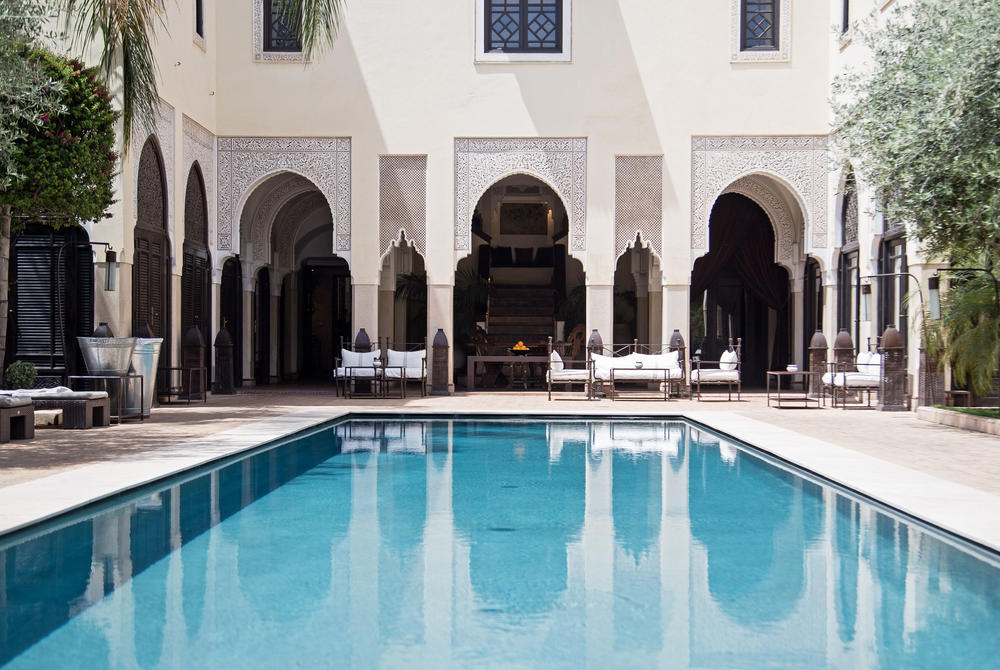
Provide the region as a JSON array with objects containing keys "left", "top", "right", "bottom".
[{"left": 1, "top": 418, "right": 999, "bottom": 669}]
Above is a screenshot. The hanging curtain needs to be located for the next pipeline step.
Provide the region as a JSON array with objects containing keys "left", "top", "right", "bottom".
[{"left": 690, "top": 193, "right": 790, "bottom": 367}]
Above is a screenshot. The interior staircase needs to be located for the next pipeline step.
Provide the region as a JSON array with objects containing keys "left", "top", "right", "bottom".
[{"left": 486, "top": 285, "right": 555, "bottom": 351}]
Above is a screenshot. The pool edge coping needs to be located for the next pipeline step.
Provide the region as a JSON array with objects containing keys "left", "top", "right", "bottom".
[{"left": 0, "top": 408, "right": 997, "bottom": 553}]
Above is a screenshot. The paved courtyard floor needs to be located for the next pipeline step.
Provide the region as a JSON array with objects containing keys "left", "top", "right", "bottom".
[{"left": 0, "top": 385, "right": 997, "bottom": 494}]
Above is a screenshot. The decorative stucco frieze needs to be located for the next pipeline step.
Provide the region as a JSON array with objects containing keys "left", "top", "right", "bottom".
[
  {"left": 691, "top": 135, "right": 828, "bottom": 260},
  {"left": 217, "top": 137, "right": 350, "bottom": 253},
  {"left": 132, "top": 101, "right": 175, "bottom": 234},
  {"left": 454, "top": 138, "right": 587, "bottom": 254},
  {"left": 182, "top": 116, "right": 216, "bottom": 260},
  {"left": 730, "top": 0, "right": 791, "bottom": 63}
]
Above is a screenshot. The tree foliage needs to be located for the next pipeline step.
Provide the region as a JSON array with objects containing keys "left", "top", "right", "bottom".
[
  {"left": 5, "top": 49, "right": 117, "bottom": 226},
  {"left": 833, "top": 0, "right": 1000, "bottom": 261},
  {"left": 0, "top": 0, "right": 64, "bottom": 192},
  {"left": 927, "top": 264, "right": 1000, "bottom": 396}
]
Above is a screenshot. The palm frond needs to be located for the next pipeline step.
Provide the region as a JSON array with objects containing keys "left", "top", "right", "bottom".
[
  {"left": 58, "top": 0, "right": 164, "bottom": 149},
  {"left": 297, "top": 0, "right": 343, "bottom": 57}
]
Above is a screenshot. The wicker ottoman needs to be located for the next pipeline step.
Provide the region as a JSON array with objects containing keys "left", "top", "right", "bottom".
[
  {"left": 0, "top": 396, "right": 34, "bottom": 442},
  {"left": 32, "top": 391, "right": 110, "bottom": 429}
]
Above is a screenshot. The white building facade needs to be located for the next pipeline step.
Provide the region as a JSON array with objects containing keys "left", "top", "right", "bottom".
[{"left": 44, "top": 0, "right": 936, "bottom": 397}]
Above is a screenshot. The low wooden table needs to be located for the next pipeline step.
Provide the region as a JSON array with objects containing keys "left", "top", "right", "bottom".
[
  {"left": 766, "top": 370, "right": 821, "bottom": 409},
  {"left": 466, "top": 355, "right": 549, "bottom": 391}
]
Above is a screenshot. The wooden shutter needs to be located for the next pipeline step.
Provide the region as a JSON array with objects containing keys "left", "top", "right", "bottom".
[{"left": 14, "top": 234, "right": 62, "bottom": 373}]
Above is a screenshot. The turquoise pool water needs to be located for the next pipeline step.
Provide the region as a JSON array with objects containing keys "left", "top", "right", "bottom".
[{"left": 1, "top": 418, "right": 998, "bottom": 668}]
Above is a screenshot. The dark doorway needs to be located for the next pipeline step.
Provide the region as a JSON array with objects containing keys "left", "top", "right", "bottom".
[
  {"left": 181, "top": 164, "right": 211, "bottom": 381},
  {"left": 132, "top": 138, "right": 171, "bottom": 368},
  {"left": 691, "top": 193, "right": 790, "bottom": 387},
  {"left": 254, "top": 267, "right": 271, "bottom": 386},
  {"left": 802, "top": 257, "right": 823, "bottom": 364},
  {"left": 220, "top": 258, "right": 243, "bottom": 387},
  {"left": 300, "top": 258, "right": 351, "bottom": 380},
  {"left": 7, "top": 224, "right": 94, "bottom": 384}
]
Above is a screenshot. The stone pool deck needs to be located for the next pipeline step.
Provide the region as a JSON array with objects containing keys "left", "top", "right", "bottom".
[{"left": 0, "top": 387, "right": 997, "bottom": 549}]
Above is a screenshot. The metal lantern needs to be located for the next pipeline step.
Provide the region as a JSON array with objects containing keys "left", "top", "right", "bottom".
[
  {"left": 808, "top": 329, "right": 828, "bottom": 397},
  {"left": 587, "top": 329, "right": 603, "bottom": 355},
  {"left": 431, "top": 328, "right": 449, "bottom": 396},
  {"left": 878, "top": 325, "right": 907, "bottom": 411},
  {"left": 182, "top": 324, "right": 206, "bottom": 399},
  {"left": 213, "top": 327, "right": 234, "bottom": 395},
  {"left": 832, "top": 328, "right": 855, "bottom": 370}
]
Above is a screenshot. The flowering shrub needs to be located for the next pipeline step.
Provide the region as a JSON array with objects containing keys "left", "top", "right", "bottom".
[{"left": 5, "top": 49, "right": 117, "bottom": 228}]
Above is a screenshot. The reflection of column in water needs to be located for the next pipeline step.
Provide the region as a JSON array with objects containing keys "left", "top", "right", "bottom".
[
  {"left": 424, "top": 421, "right": 454, "bottom": 656},
  {"left": 347, "top": 445, "right": 379, "bottom": 665},
  {"left": 583, "top": 429, "right": 614, "bottom": 665}
]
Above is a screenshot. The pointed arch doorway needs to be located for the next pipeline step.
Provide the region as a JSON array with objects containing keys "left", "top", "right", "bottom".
[{"left": 691, "top": 193, "right": 790, "bottom": 387}]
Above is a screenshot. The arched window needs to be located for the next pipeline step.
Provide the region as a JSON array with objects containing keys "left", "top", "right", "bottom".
[
  {"left": 182, "top": 163, "right": 211, "bottom": 386},
  {"left": 133, "top": 139, "right": 172, "bottom": 364},
  {"left": 837, "top": 168, "right": 860, "bottom": 351}
]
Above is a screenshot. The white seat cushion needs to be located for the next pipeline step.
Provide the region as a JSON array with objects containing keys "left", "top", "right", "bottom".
[
  {"left": 383, "top": 366, "right": 425, "bottom": 379},
  {"left": 334, "top": 366, "right": 378, "bottom": 379},
  {"left": 691, "top": 369, "right": 739, "bottom": 383},
  {"left": 612, "top": 367, "right": 682, "bottom": 381},
  {"left": 548, "top": 368, "right": 590, "bottom": 382},
  {"left": 838, "top": 373, "right": 880, "bottom": 388}
]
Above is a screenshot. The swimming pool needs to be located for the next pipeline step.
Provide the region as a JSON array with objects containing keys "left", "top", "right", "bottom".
[{"left": 1, "top": 417, "right": 997, "bottom": 668}]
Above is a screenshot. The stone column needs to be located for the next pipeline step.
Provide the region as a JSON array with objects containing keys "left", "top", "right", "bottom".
[
  {"left": 791, "top": 275, "right": 804, "bottom": 368},
  {"left": 426, "top": 283, "right": 454, "bottom": 392},
  {"left": 170, "top": 271, "right": 182, "bottom": 367},
  {"left": 586, "top": 284, "right": 613, "bottom": 349},
  {"left": 631, "top": 248, "right": 649, "bottom": 344},
  {"left": 352, "top": 283, "right": 379, "bottom": 345},
  {"left": 210, "top": 279, "right": 221, "bottom": 385}
]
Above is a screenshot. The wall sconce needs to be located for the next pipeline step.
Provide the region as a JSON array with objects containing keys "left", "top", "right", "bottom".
[
  {"left": 104, "top": 248, "right": 118, "bottom": 292},
  {"left": 861, "top": 283, "right": 872, "bottom": 321},
  {"left": 928, "top": 275, "right": 941, "bottom": 320}
]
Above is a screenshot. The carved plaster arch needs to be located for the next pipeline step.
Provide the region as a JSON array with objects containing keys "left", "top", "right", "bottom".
[
  {"left": 691, "top": 136, "right": 828, "bottom": 261},
  {"left": 239, "top": 174, "right": 317, "bottom": 265},
  {"left": 274, "top": 192, "right": 331, "bottom": 271},
  {"left": 378, "top": 230, "right": 423, "bottom": 264},
  {"left": 615, "top": 231, "right": 660, "bottom": 263},
  {"left": 455, "top": 138, "right": 587, "bottom": 264},
  {"left": 218, "top": 137, "right": 350, "bottom": 253},
  {"left": 719, "top": 174, "right": 798, "bottom": 267}
]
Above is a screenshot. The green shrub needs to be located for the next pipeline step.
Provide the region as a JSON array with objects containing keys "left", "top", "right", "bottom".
[{"left": 4, "top": 360, "right": 37, "bottom": 389}]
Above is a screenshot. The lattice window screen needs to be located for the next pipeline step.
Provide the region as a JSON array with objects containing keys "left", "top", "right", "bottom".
[
  {"left": 379, "top": 155, "right": 427, "bottom": 257},
  {"left": 615, "top": 156, "right": 662, "bottom": 258}
]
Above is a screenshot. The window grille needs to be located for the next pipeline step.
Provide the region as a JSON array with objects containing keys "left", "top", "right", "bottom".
[
  {"left": 741, "top": 0, "right": 777, "bottom": 51},
  {"left": 265, "top": 0, "right": 301, "bottom": 52},
  {"left": 614, "top": 156, "right": 662, "bottom": 259},
  {"left": 487, "top": 0, "right": 561, "bottom": 53},
  {"left": 842, "top": 171, "right": 858, "bottom": 246},
  {"left": 379, "top": 156, "right": 427, "bottom": 257}
]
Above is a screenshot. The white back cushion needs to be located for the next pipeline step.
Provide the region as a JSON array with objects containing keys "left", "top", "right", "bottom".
[
  {"left": 357, "top": 349, "right": 381, "bottom": 367},
  {"left": 550, "top": 350, "right": 564, "bottom": 371},
  {"left": 720, "top": 349, "right": 738, "bottom": 371},
  {"left": 866, "top": 353, "right": 882, "bottom": 375},
  {"left": 387, "top": 349, "right": 406, "bottom": 368},
  {"left": 591, "top": 353, "right": 613, "bottom": 377},
  {"left": 664, "top": 350, "right": 680, "bottom": 370},
  {"left": 407, "top": 349, "right": 426, "bottom": 369},
  {"left": 855, "top": 351, "right": 871, "bottom": 370},
  {"left": 342, "top": 348, "right": 361, "bottom": 367}
]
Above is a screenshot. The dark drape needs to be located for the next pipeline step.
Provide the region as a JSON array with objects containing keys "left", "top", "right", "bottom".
[{"left": 691, "top": 193, "right": 790, "bottom": 368}]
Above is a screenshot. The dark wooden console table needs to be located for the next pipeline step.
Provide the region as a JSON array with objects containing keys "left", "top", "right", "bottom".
[{"left": 466, "top": 355, "right": 549, "bottom": 391}]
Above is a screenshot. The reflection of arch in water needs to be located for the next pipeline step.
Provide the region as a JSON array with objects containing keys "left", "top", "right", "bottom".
[
  {"left": 377, "top": 422, "right": 428, "bottom": 645},
  {"left": 0, "top": 519, "right": 95, "bottom": 665},
  {"left": 232, "top": 430, "right": 349, "bottom": 623},
  {"left": 688, "top": 431, "right": 808, "bottom": 627},
  {"left": 179, "top": 474, "right": 213, "bottom": 638},
  {"left": 452, "top": 421, "right": 585, "bottom": 616},
  {"left": 834, "top": 495, "right": 860, "bottom": 644}
]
